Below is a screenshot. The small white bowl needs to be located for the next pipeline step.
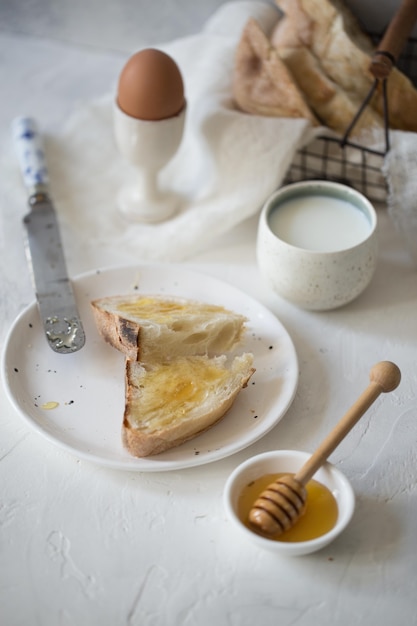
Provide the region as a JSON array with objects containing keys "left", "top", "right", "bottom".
[{"left": 223, "top": 450, "right": 355, "bottom": 556}]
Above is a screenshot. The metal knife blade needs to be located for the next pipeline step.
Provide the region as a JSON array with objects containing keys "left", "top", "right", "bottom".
[{"left": 12, "top": 117, "right": 85, "bottom": 354}]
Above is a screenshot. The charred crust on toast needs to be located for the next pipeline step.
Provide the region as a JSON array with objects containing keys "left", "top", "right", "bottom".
[{"left": 119, "top": 319, "right": 140, "bottom": 356}]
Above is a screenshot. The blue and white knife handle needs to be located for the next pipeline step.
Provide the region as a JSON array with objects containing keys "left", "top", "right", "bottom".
[{"left": 12, "top": 117, "right": 49, "bottom": 197}]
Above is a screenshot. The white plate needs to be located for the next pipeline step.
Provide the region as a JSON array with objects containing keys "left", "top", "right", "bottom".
[{"left": 2, "top": 264, "right": 298, "bottom": 471}]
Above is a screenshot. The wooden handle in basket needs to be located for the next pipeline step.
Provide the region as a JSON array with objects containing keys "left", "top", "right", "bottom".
[{"left": 370, "top": 0, "right": 417, "bottom": 80}]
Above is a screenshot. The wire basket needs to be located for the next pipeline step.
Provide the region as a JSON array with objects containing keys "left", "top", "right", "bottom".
[
  {"left": 284, "top": 135, "right": 387, "bottom": 204},
  {"left": 284, "top": 35, "right": 417, "bottom": 204}
]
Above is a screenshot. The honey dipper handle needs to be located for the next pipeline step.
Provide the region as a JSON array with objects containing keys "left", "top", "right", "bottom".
[
  {"left": 371, "top": 0, "right": 417, "bottom": 79},
  {"left": 295, "top": 362, "right": 401, "bottom": 486}
]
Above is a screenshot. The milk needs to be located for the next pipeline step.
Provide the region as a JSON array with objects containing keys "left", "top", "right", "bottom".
[{"left": 268, "top": 194, "right": 371, "bottom": 252}]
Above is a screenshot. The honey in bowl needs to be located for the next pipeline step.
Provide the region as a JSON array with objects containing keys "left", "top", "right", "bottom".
[{"left": 238, "top": 473, "right": 338, "bottom": 542}]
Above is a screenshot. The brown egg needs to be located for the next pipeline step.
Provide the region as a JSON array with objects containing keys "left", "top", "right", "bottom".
[{"left": 117, "top": 48, "right": 185, "bottom": 121}]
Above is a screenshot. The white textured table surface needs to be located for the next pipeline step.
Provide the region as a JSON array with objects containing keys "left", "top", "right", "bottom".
[{"left": 1, "top": 2, "right": 416, "bottom": 625}]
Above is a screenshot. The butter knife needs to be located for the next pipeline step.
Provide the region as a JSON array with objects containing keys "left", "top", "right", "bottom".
[{"left": 12, "top": 117, "right": 86, "bottom": 354}]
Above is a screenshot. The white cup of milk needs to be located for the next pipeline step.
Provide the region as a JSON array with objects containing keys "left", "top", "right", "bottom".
[{"left": 257, "top": 181, "right": 378, "bottom": 310}]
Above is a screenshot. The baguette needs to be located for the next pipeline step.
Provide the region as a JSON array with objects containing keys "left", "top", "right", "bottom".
[
  {"left": 233, "top": 16, "right": 381, "bottom": 136},
  {"left": 234, "top": 0, "right": 417, "bottom": 135},
  {"left": 270, "top": 8, "right": 383, "bottom": 135},
  {"left": 233, "top": 18, "right": 318, "bottom": 123},
  {"left": 91, "top": 294, "right": 247, "bottom": 361},
  {"left": 272, "top": 0, "right": 417, "bottom": 132},
  {"left": 123, "top": 353, "right": 255, "bottom": 457}
]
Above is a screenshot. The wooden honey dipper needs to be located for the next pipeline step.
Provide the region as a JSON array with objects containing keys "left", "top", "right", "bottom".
[{"left": 248, "top": 361, "right": 401, "bottom": 537}]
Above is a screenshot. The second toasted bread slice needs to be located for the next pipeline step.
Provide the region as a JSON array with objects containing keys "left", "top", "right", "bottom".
[{"left": 123, "top": 353, "right": 255, "bottom": 456}]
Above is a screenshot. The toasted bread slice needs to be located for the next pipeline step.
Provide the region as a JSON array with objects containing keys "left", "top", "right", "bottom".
[
  {"left": 91, "top": 294, "right": 247, "bottom": 361},
  {"left": 123, "top": 353, "right": 255, "bottom": 457}
]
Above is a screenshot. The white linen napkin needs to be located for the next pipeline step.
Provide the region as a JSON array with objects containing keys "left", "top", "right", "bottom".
[
  {"left": 33, "top": 1, "right": 316, "bottom": 263},
  {"left": 2, "top": 0, "right": 416, "bottom": 267}
]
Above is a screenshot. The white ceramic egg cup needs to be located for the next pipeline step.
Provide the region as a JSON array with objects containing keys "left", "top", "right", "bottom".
[{"left": 114, "top": 103, "right": 186, "bottom": 223}]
